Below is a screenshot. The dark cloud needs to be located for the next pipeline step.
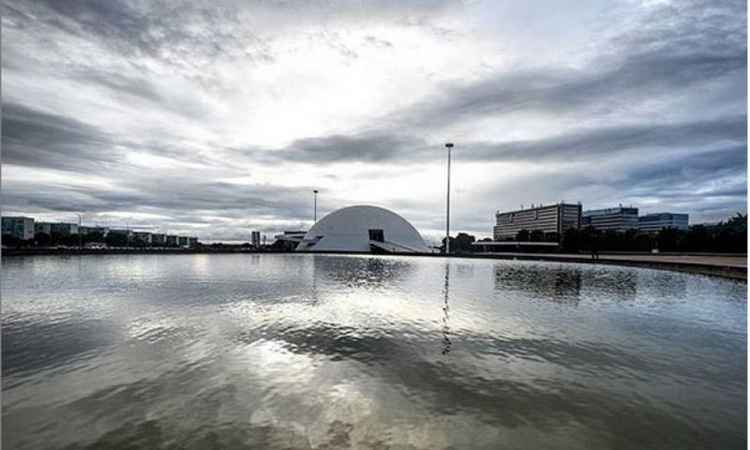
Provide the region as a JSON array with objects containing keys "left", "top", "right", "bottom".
[
  {"left": 1, "top": 103, "right": 120, "bottom": 172},
  {"left": 245, "top": 115, "right": 746, "bottom": 166},
  {"left": 247, "top": 133, "right": 427, "bottom": 164},
  {"left": 462, "top": 116, "right": 747, "bottom": 163},
  {"left": 397, "top": 52, "right": 745, "bottom": 131}
]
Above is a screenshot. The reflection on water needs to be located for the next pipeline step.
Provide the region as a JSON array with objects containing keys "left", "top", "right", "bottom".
[
  {"left": 2, "top": 254, "right": 746, "bottom": 450},
  {"left": 442, "top": 263, "right": 452, "bottom": 355}
]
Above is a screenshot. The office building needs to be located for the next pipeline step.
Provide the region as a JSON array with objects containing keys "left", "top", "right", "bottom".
[
  {"left": 494, "top": 203, "right": 582, "bottom": 241},
  {"left": 272, "top": 230, "right": 308, "bottom": 252},
  {"left": 35, "top": 222, "right": 52, "bottom": 236},
  {"left": 251, "top": 231, "right": 261, "bottom": 247},
  {"left": 49, "top": 222, "right": 79, "bottom": 236},
  {"left": 151, "top": 233, "right": 166, "bottom": 246},
  {"left": 638, "top": 213, "right": 689, "bottom": 232},
  {"left": 166, "top": 235, "right": 179, "bottom": 247},
  {"left": 2, "top": 216, "right": 35, "bottom": 240},
  {"left": 187, "top": 237, "right": 198, "bottom": 247},
  {"left": 178, "top": 236, "right": 189, "bottom": 247},
  {"left": 582, "top": 207, "right": 639, "bottom": 232}
]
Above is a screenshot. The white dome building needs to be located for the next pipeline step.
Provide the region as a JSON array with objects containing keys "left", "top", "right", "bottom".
[{"left": 296, "top": 205, "right": 430, "bottom": 253}]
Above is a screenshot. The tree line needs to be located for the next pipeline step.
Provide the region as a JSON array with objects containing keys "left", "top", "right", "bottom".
[{"left": 442, "top": 213, "right": 747, "bottom": 254}]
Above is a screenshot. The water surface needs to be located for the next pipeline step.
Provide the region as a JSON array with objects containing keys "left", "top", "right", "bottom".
[{"left": 2, "top": 254, "right": 746, "bottom": 449}]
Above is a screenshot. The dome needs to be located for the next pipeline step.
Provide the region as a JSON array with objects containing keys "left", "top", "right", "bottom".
[{"left": 296, "top": 205, "right": 430, "bottom": 253}]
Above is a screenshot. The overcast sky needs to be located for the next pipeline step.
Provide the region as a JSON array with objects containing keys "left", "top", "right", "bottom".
[{"left": 2, "top": 0, "right": 746, "bottom": 242}]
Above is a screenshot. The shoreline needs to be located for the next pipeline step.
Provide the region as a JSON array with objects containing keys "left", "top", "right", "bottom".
[{"left": 2, "top": 248, "right": 746, "bottom": 281}]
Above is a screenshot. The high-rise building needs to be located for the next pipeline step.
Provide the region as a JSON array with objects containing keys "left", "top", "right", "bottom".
[
  {"left": 494, "top": 203, "right": 582, "bottom": 241},
  {"left": 2, "top": 216, "right": 35, "bottom": 240},
  {"left": 638, "top": 213, "right": 689, "bottom": 232},
  {"left": 251, "top": 231, "right": 261, "bottom": 247},
  {"left": 582, "top": 207, "right": 639, "bottom": 232}
]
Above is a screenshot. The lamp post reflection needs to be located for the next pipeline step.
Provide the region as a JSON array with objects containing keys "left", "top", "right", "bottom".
[{"left": 442, "top": 263, "right": 452, "bottom": 355}]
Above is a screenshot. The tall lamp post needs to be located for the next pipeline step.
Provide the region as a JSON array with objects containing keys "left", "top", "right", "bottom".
[
  {"left": 313, "top": 190, "right": 319, "bottom": 223},
  {"left": 445, "top": 143, "right": 454, "bottom": 255}
]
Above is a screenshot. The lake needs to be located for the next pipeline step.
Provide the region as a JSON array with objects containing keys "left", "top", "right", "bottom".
[{"left": 2, "top": 254, "right": 746, "bottom": 449}]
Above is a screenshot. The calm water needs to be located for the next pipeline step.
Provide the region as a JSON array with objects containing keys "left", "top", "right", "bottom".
[{"left": 2, "top": 254, "right": 746, "bottom": 449}]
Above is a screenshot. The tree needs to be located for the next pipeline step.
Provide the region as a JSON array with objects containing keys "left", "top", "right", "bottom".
[
  {"left": 545, "top": 232, "right": 560, "bottom": 243},
  {"left": 35, "top": 232, "right": 52, "bottom": 247},
  {"left": 83, "top": 231, "right": 105, "bottom": 244},
  {"left": 529, "top": 230, "right": 544, "bottom": 242},
  {"left": 561, "top": 228, "right": 582, "bottom": 252},
  {"left": 441, "top": 232, "right": 476, "bottom": 253},
  {"left": 657, "top": 227, "right": 679, "bottom": 252},
  {"left": 106, "top": 233, "right": 129, "bottom": 248},
  {"left": 2, "top": 234, "right": 21, "bottom": 248}
]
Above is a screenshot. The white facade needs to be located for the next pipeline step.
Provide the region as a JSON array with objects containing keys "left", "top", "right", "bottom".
[{"left": 296, "top": 205, "right": 429, "bottom": 253}]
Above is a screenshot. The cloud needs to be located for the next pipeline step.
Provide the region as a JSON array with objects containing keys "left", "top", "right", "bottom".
[
  {"left": 1, "top": 103, "right": 120, "bottom": 172},
  {"left": 1, "top": 0, "right": 746, "bottom": 239}
]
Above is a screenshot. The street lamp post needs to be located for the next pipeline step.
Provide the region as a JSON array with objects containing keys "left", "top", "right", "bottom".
[
  {"left": 445, "top": 143, "right": 454, "bottom": 255},
  {"left": 313, "top": 190, "right": 319, "bottom": 223}
]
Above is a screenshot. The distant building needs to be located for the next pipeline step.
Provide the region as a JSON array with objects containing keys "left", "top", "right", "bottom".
[
  {"left": 251, "top": 231, "right": 261, "bottom": 247},
  {"left": 272, "top": 230, "right": 308, "bottom": 252},
  {"left": 49, "top": 222, "right": 79, "bottom": 236},
  {"left": 178, "top": 236, "right": 189, "bottom": 247},
  {"left": 2, "top": 216, "right": 35, "bottom": 240},
  {"left": 582, "top": 207, "right": 639, "bottom": 232},
  {"left": 151, "top": 233, "right": 166, "bottom": 246},
  {"left": 494, "top": 203, "right": 582, "bottom": 241},
  {"left": 166, "top": 235, "right": 179, "bottom": 247},
  {"left": 187, "top": 237, "right": 198, "bottom": 248},
  {"left": 34, "top": 222, "right": 53, "bottom": 236},
  {"left": 133, "top": 231, "right": 152, "bottom": 245},
  {"left": 638, "top": 213, "right": 689, "bottom": 232}
]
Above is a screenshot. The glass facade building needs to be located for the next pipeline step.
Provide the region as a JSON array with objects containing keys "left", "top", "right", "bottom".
[
  {"left": 582, "top": 207, "right": 639, "bottom": 232},
  {"left": 638, "top": 213, "right": 689, "bottom": 232}
]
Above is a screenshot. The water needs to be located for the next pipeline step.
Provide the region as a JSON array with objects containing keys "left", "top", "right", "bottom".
[{"left": 2, "top": 254, "right": 746, "bottom": 449}]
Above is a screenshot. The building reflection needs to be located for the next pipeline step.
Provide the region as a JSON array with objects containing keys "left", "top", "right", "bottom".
[
  {"left": 493, "top": 264, "right": 645, "bottom": 304},
  {"left": 312, "top": 255, "right": 413, "bottom": 287},
  {"left": 494, "top": 265, "right": 582, "bottom": 304},
  {"left": 581, "top": 269, "right": 639, "bottom": 303}
]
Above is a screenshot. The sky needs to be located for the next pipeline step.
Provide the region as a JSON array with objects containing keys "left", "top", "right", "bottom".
[{"left": 2, "top": 0, "right": 747, "bottom": 243}]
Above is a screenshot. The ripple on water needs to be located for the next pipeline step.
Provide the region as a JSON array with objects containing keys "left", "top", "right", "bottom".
[{"left": 1, "top": 254, "right": 746, "bottom": 450}]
